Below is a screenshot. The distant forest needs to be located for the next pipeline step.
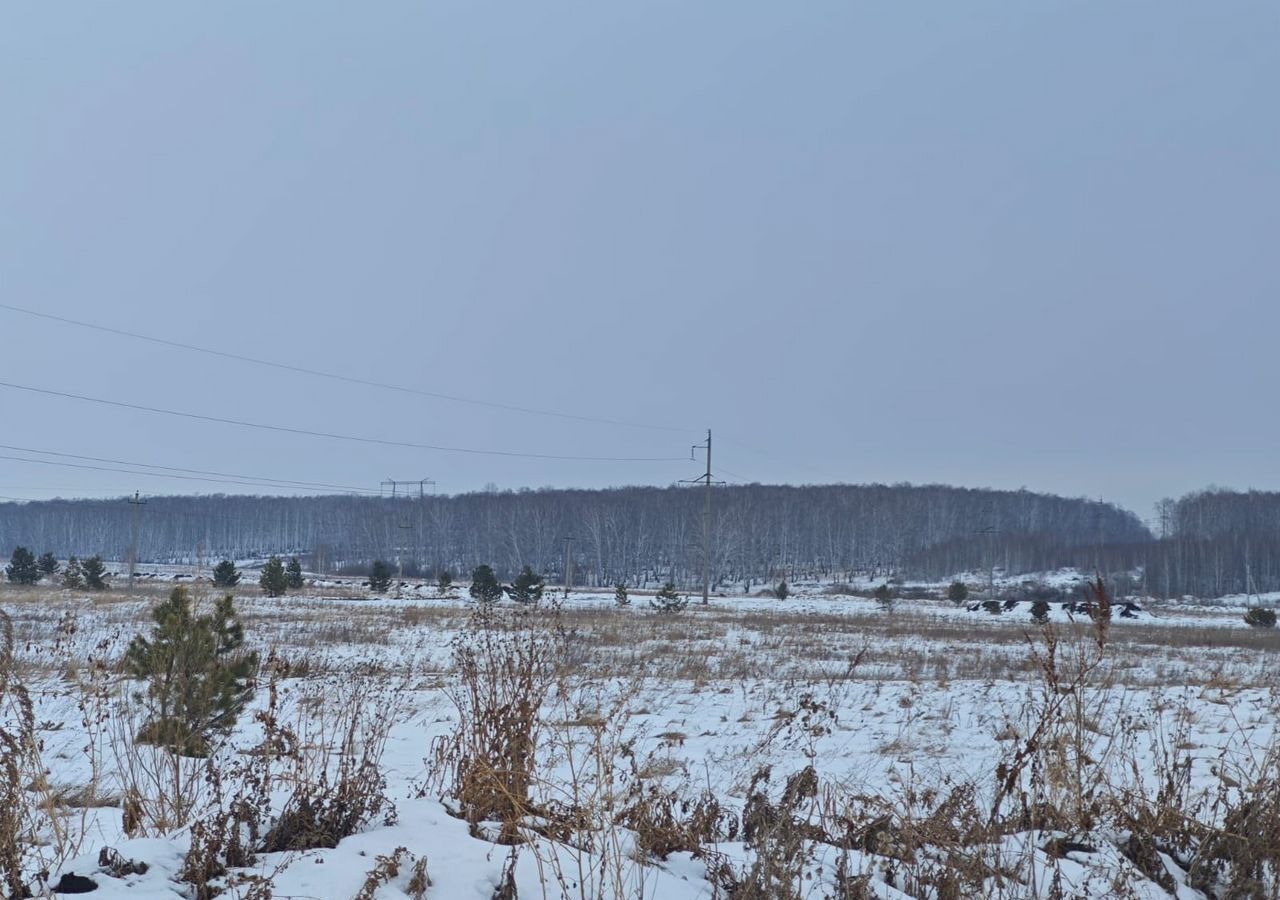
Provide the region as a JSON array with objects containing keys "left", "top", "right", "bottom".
[
  {"left": 4, "top": 483, "right": 1280, "bottom": 598},
  {"left": 0, "top": 481, "right": 1160, "bottom": 585}
]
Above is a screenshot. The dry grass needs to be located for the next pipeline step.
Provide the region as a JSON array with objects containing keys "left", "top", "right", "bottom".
[
  {"left": 413, "top": 581, "right": 1280, "bottom": 898},
  {"left": 427, "top": 604, "right": 559, "bottom": 844},
  {"left": 6, "top": 581, "right": 1279, "bottom": 690},
  {"left": 1, "top": 609, "right": 31, "bottom": 898},
  {"left": 5, "top": 576, "right": 1280, "bottom": 897}
]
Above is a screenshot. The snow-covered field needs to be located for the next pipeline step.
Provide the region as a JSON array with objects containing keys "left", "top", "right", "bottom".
[{"left": 3, "top": 577, "right": 1278, "bottom": 899}]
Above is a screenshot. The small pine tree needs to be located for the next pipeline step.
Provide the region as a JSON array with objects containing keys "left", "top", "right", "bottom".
[
  {"left": 37, "top": 552, "right": 60, "bottom": 579},
  {"left": 5, "top": 546, "right": 40, "bottom": 585},
  {"left": 369, "top": 559, "right": 393, "bottom": 594},
  {"left": 212, "top": 559, "right": 241, "bottom": 588},
  {"left": 62, "top": 556, "right": 84, "bottom": 589},
  {"left": 286, "top": 556, "right": 305, "bottom": 590},
  {"left": 614, "top": 583, "right": 630, "bottom": 608},
  {"left": 981, "top": 599, "right": 1003, "bottom": 615},
  {"left": 774, "top": 579, "right": 789, "bottom": 601},
  {"left": 1030, "top": 599, "right": 1051, "bottom": 624},
  {"left": 1244, "top": 607, "right": 1277, "bottom": 629},
  {"left": 873, "top": 583, "right": 894, "bottom": 612},
  {"left": 437, "top": 569, "right": 454, "bottom": 595},
  {"left": 81, "top": 555, "right": 109, "bottom": 591},
  {"left": 650, "top": 581, "right": 687, "bottom": 614},
  {"left": 507, "top": 565, "right": 544, "bottom": 605},
  {"left": 259, "top": 556, "right": 288, "bottom": 598},
  {"left": 469, "top": 564, "right": 503, "bottom": 604},
  {"left": 125, "top": 587, "right": 258, "bottom": 757},
  {"left": 947, "top": 581, "right": 969, "bottom": 606}
]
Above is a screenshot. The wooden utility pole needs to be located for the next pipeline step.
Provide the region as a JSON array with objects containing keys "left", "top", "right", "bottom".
[
  {"left": 681, "top": 430, "right": 719, "bottom": 604},
  {"left": 563, "top": 534, "right": 575, "bottom": 598},
  {"left": 1093, "top": 499, "right": 1105, "bottom": 574},
  {"left": 397, "top": 519, "right": 413, "bottom": 593},
  {"left": 701, "top": 430, "right": 712, "bottom": 605},
  {"left": 127, "top": 491, "right": 147, "bottom": 593},
  {"left": 977, "top": 523, "right": 1002, "bottom": 602}
]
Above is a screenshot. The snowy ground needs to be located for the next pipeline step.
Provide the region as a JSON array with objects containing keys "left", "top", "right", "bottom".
[{"left": 3, "top": 575, "right": 1278, "bottom": 899}]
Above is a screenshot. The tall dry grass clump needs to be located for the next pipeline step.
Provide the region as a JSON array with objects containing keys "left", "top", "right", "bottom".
[
  {"left": 175, "top": 659, "right": 402, "bottom": 897},
  {"left": 260, "top": 669, "right": 399, "bottom": 852},
  {"left": 990, "top": 575, "right": 1116, "bottom": 832},
  {"left": 0, "top": 609, "right": 33, "bottom": 897},
  {"left": 430, "top": 603, "right": 562, "bottom": 844},
  {"left": 1, "top": 608, "right": 110, "bottom": 898}
]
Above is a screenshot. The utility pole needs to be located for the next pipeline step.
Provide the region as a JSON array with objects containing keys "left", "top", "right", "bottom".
[
  {"left": 976, "top": 522, "right": 1002, "bottom": 603},
  {"left": 381, "top": 478, "right": 434, "bottom": 584},
  {"left": 397, "top": 519, "right": 413, "bottom": 593},
  {"left": 681, "top": 430, "right": 721, "bottom": 605},
  {"left": 127, "top": 491, "right": 147, "bottom": 593},
  {"left": 1093, "top": 499, "right": 1105, "bottom": 575},
  {"left": 563, "top": 534, "right": 575, "bottom": 599},
  {"left": 702, "top": 430, "right": 712, "bottom": 605},
  {"left": 381, "top": 478, "right": 434, "bottom": 500}
]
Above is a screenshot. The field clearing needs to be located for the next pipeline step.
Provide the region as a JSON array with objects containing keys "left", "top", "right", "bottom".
[{"left": 3, "top": 579, "right": 1278, "bottom": 898}]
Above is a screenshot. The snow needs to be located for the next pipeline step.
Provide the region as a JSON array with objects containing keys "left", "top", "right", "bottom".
[{"left": 3, "top": 574, "right": 1277, "bottom": 898}]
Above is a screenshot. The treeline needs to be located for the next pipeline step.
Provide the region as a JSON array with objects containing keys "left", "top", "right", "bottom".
[
  {"left": 6, "top": 485, "right": 1275, "bottom": 598},
  {"left": 1139, "top": 489, "right": 1280, "bottom": 598},
  {"left": 0, "top": 483, "right": 1148, "bottom": 589},
  {"left": 914, "top": 489, "right": 1280, "bottom": 599}
]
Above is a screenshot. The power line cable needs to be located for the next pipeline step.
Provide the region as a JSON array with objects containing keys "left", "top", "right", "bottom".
[
  {"left": 0, "top": 443, "right": 371, "bottom": 493},
  {"left": 0, "top": 492, "right": 419, "bottom": 534},
  {"left": 0, "top": 380, "right": 688, "bottom": 462},
  {"left": 0, "top": 306, "right": 844, "bottom": 482},
  {"left": 0, "top": 486, "right": 137, "bottom": 493},
  {"left": 0, "top": 493, "right": 312, "bottom": 533},
  {"left": 0, "top": 452, "right": 379, "bottom": 495},
  {"left": 0, "top": 302, "right": 694, "bottom": 433}
]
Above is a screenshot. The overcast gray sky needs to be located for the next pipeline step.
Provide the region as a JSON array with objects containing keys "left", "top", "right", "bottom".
[{"left": 1, "top": 1, "right": 1276, "bottom": 521}]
